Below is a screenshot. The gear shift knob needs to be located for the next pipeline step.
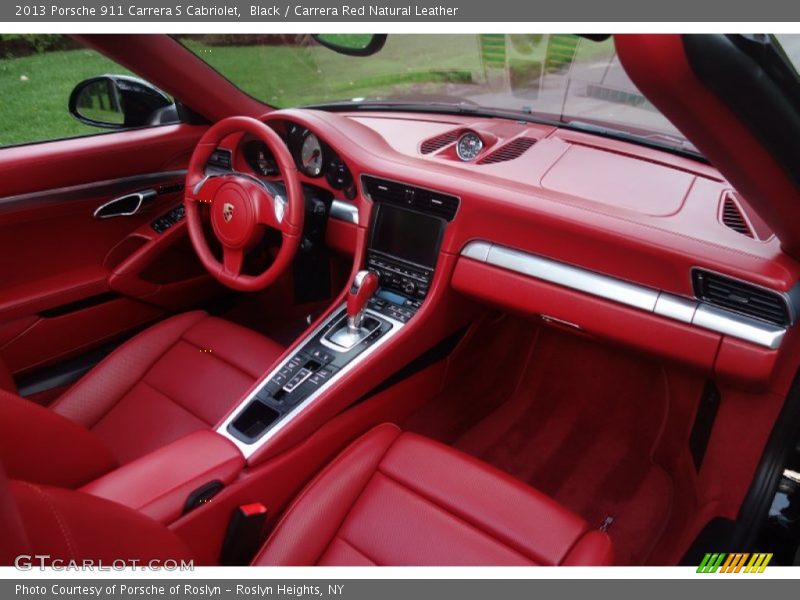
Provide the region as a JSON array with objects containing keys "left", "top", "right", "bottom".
[{"left": 346, "top": 270, "right": 379, "bottom": 330}]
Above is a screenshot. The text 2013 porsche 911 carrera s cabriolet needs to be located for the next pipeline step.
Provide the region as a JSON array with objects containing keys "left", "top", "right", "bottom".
[{"left": 1, "top": 33, "right": 800, "bottom": 567}]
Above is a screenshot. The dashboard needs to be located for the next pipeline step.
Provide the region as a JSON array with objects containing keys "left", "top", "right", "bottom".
[{"left": 213, "top": 107, "right": 800, "bottom": 387}]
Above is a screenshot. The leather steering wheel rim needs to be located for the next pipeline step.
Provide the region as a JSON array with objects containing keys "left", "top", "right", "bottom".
[{"left": 184, "top": 116, "right": 303, "bottom": 292}]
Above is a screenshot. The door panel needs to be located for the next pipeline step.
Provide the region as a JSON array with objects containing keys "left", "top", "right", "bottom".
[{"left": 0, "top": 124, "right": 218, "bottom": 377}]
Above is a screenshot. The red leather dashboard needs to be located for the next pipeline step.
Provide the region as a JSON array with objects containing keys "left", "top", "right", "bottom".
[{"left": 226, "top": 108, "right": 799, "bottom": 386}]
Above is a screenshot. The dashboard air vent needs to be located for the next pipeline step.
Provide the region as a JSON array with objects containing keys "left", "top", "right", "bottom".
[
  {"left": 478, "top": 137, "right": 537, "bottom": 165},
  {"left": 720, "top": 194, "right": 754, "bottom": 238},
  {"left": 207, "top": 148, "right": 232, "bottom": 170},
  {"left": 692, "top": 269, "right": 790, "bottom": 326},
  {"left": 420, "top": 130, "right": 459, "bottom": 154},
  {"left": 362, "top": 175, "right": 459, "bottom": 221}
]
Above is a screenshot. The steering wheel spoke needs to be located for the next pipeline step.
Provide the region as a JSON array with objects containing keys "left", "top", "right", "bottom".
[
  {"left": 186, "top": 175, "right": 224, "bottom": 205},
  {"left": 254, "top": 187, "right": 290, "bottom": 232},
  {"left": 222, "top": 246, "right": 244, "bottom": 277}
]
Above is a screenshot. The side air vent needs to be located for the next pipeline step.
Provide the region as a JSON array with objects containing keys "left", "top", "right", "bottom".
[
  {"left": 420, "top": 130, "right": 460, "bottom": 154},
  {"left": 692, "top": 269, "right": 791, "bottom": 326},
  {"left": 720, "top": 193, "right": 754, "bottom": 238},
  {"left": 207, "top": 148, "right": 232, "bottom": 170},
  {"left": 478, "top": 137, "right": 537, "bottom": 165},
  {"left": 362, "top": 175, "right": 459, "bottom": 221}
]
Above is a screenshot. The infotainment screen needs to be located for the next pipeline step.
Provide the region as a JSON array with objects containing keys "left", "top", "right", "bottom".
[{"left": 370, "top": 204, "right": 444, "bottom": 268}]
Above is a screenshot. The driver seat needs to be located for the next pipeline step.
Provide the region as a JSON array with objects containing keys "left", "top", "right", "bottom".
[{"left": 0, "top": 311, "right": 284, "bottom": 486}]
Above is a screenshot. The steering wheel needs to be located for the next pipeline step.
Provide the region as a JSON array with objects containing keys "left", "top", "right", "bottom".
[{"left": 184, "top": 116, "right": 304, "bottom": 292}]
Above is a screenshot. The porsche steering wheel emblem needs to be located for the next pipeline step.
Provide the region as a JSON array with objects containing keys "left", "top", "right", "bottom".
[{"left": 222, "top": 202, "right": 235, "bottom": 223}]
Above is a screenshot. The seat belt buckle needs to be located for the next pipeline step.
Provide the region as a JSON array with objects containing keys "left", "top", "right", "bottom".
[{"left": 219, "top": 502, "right": 268, "bottom": 565}]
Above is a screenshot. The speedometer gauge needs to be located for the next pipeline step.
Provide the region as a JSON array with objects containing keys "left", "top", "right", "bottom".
[
  {"left": 300, "top": 132, "right": 323, "bottom": 177},
  {"left": 456, "top": 132, "right": 483, "bottom": 161}
]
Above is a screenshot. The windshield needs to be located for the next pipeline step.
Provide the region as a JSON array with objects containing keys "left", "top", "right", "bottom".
[
  {"left": 179, "top": 34, "right": 797, "bottom": 156},
  {"left": 182, "top": 34, "right": 701, "bottom": 153}
]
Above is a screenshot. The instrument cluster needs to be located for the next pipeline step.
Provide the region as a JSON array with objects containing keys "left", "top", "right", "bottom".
[{"left": 241, "top": 122, "right": 355, "bottom": 199}]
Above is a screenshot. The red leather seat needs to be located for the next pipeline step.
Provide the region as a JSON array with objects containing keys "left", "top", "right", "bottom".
[
  {"left": 255, "top": 424, "right": 614, "bottom": 565},
  {"left": 0, "top": 424, "right": 613, "bottom": 566},
  {"left": 0, "top": 311, "right": 283, "bottom": 483}
]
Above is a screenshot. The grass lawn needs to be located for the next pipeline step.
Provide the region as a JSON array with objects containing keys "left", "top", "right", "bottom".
[
  {"left": 0, "top": 48, "right": 133, "bottom": 146},
  {"left": 180, "top": 35, "right": 484, "bottom": 106}
]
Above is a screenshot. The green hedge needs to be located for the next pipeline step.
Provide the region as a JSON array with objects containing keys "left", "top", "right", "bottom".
[{"left": 0, "top": 34, "right": 80, "bottom": 58}]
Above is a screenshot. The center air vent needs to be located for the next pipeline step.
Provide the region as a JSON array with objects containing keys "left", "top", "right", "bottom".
[
  {"left": 720, "top": 193, "right": 754, "bottom": 238},
  {"left": 478, "top": 137, "right": 537, "bottom": 165},
  {"left": 420, "top": 130, "right": 459, "bottom": 154},
  {"left": 692, "top": 269, "right": 791, "bottom": 326},
  {"left": 361, "top": 175, "right": 459, "bottom": 221}
]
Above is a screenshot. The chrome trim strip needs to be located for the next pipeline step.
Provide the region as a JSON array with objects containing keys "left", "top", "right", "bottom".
[
  {"left": 486, "top": 244, "right": 659, "bottom": 311},
  {"left": 461, "top": 240, "right": 788, "bottom": 350},
  {"left": 654, "top": 293, "right": 698, "bottom": 324},
  {"left": 216, "top": 304, "right": 405, "bottom": 458},
  {"left": 693, "top": 304, "right": 785, "bottom": 350},
  {"left": 93, "top": 190, "right": 156, "bottom": 219},
  {"left": 330, "top": 199, "right": 359, "bottom": 224},
  {"left": 0, "top": 170, "right": 186, "bottom": 213},
  {"left": 461, "top": 240, "right": 492, "bottom": 262}
]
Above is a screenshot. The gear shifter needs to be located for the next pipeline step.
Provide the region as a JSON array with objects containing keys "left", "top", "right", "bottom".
[
  {"left": 324, "top": 270, "right": 381, "bottom": 351},
  {"left": 346, "top": 270, "right": 379, "bottom": 332}
]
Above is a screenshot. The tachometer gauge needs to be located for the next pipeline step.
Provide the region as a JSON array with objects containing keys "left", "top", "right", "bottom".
[
  {"left": 456, "top": 132, "right": 483, "bottom": 161},
  {"left": 299, "top": 132, "right": 323, "bottom": 177}
]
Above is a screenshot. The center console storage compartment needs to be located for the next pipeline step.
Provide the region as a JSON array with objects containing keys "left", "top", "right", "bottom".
[{"left": 80, "top": 430, "right": 244, "bottom": 524}]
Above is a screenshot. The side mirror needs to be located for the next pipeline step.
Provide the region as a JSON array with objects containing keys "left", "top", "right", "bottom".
[
  {"left": 69, "top": 75, "right": 175, "bottom": 129},
  {"left": 311, "top": 34, "right": 387, "bottom": 57}
]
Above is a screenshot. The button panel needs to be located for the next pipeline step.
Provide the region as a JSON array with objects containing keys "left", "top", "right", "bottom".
[
  {"left": 151, "top": 204, "right": 186, "bottom": 233},
  {"left": 367, "top": 252, "right": 432, "bottom": 301}
]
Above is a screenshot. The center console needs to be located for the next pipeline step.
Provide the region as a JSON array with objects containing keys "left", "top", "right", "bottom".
[{"left": 217, "top": 176, "right": 457, "bottom": 458}]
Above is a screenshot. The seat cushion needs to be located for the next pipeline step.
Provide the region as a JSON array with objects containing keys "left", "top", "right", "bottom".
[
  {"left": 253, "top": 424, "right": 614, "bottom": 566},
  {"left": 50, "top": 311, "right": 284, "bottom": 464}
]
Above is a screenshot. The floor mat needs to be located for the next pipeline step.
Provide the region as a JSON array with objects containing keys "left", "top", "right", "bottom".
[{"left": 403, "top": 315, "right": 674, "bottom": 565}]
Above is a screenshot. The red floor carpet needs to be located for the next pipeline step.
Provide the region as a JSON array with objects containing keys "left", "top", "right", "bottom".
[{"left": 404, "top": 314, "right": 674, "bottom": 565}]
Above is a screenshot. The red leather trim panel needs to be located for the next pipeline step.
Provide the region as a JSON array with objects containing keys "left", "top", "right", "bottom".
[
  {"left": 0, "top": 359, "right": 16, "bottom": 394},
  {"left": 325, "top": 220, "right": 358, "bottom": 255},
  {"left": 81, "top": 430, "right": 244, "bottom": 525},
  {"left": 451, "top": 257, "right": 720, "bottom": 370},
  {"left": 254, "top": 424, "right": 613, "bottom": 566},
  {"left": 0, "top": 297, "right": 164, "bottom": 376},
  {"left": 0, "top": 389, "right": 117, "bottom": 488}
]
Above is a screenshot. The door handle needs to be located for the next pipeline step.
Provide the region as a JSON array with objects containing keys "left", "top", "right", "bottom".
[{"left": 94, "top": 189, "right": 157, "bottom": 219}]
